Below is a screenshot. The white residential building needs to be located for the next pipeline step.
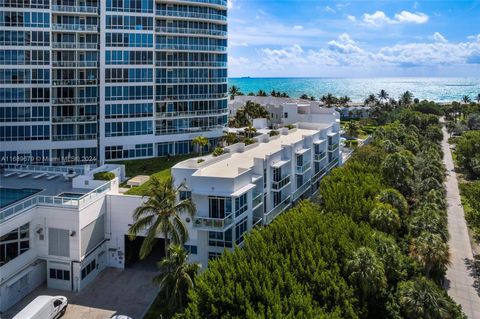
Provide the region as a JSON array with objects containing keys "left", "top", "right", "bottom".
[
  {"left": 171, "top": 121, "right": 341, "bottom": 266},
  {"left": 228, "top": 96, "right": 340, "bottom": 127}
]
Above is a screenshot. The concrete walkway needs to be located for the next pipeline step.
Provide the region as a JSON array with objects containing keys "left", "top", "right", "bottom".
[{"left": 442, "top": 127, "right": 480, "bottom": 318}]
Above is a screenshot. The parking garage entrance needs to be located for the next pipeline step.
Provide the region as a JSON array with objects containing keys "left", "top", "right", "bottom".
[{"left": 124, "top": 235, "right": 166, "bottom": 268}]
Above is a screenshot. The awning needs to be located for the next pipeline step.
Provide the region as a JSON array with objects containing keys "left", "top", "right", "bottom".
[
  {"left": 295, "top": 148, "right": 310, "bottom": 155},
  {"left": 271, "top": 159, "right": 290, "bottom": 168},
  {"left": 251, "top": 174, "right": 263, "bottom": 182},
  {"left": 314, "top": 139, "right": 326, "bottom": 144}
]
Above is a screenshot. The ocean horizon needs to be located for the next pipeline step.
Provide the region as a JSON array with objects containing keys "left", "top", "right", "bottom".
[{"left": 228, "top": 77, "right": 480, "bottom": 103}]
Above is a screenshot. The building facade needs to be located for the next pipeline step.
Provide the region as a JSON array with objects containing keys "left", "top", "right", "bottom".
[
  {"left": 171, "top": 122, "right": 341, "bottom": 266},
  {"left": 0, "top": 0, "right": 228, "bottom": 165}
]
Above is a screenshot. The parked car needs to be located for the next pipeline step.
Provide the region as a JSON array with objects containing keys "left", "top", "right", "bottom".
[
  {"left": 13, "top": 295, "right": 68, "bottom": 319},
  {"left": 110, "top": 315, "right": 133, "bottom": 319}
]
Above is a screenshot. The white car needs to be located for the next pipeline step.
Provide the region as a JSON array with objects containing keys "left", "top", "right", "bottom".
[
  {"left": 110, "top": 316, "right": 133, "bottom": 319},
  {"left": 13, "top": 295, "right": 68, "bottom": 319}
]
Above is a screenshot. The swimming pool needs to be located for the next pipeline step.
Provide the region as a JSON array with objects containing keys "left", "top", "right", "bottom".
[
  {"left": 57, "top": 192, "right": 85, "bottom": 199},
  {"left": 0, "top": 188, "right": 42, "bottom": 208}
]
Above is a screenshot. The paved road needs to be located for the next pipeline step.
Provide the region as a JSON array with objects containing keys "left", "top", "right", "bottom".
[
  {"left": 442, "top": 127, "right": 480, "bottom": 318},
  {"left": 3, "top": 257, "right": 160, "bottom": 319}
]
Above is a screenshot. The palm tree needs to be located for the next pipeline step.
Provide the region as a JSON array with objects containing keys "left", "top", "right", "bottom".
[
  {"left": 128, "top": 177, "right": 196, "bottom": 259},
  {"left": 257, "top": 89, "right": 267, "bottom": 97},
  {"left": 224, "top": 132, "right": 238, "bottom": 145},
  {"left": 476, "top": 93, "right": 480, "bottom": 104},
  {"left": 462, "top": 95, "right": 471, "bottom": 104},
  {"left": 320, "top": 93, "right": 338, "bottom": 108},
  {"left": 377, "top": 89, "right": 389, "bottom": 103},
  {"left": 154, "top": 245, "right": 201, "bottom": 313},
  {"left": 228, "top": 85, "right": 241, "bottom": 100},
  {"left": 345, "top": 247, "right": 387, "bottom": 303},
  {"left": 192, "top": 136, "right": 209, "bottom": 156},
  {"left": 364, "top": 94, "right": 377, "bottom": 106},
  {"left": 409, "top": 232, "right": 449, "bottom": 278},
  {"left": 400, "top": 91, "right": 413, "bottom": 106},
  {"left": 346, "top": 120, "right": 359, "bottom": 137},
  {"left": 244, "top": 125, "right": 256, "bottom": 138},
  {"left": 300, "top": 94, "right": 309, "bottom": 100},
  {"left": 339, "top": 95, "right": 351, "bottom": 107}
]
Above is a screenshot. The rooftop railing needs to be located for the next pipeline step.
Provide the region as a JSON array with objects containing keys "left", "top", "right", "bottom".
[
  {"left": 0, "top": 181, "right": 111, "bottom": 224},
  {"left": 193, "top": 213, "right": 234, "bottom": 230},
  {"left": 1, "top": 164, "right": 86, "bottom": 175}
]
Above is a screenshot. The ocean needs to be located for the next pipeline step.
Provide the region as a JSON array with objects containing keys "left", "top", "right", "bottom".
[{"left": 228, "top": 78, "right": 480, "bottom": 103}]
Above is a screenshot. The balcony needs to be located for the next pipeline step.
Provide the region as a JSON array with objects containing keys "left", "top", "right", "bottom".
[
  {"left": 52, "top": 4, "right": 98, "bottom": 14},
  {"left": 295, "top": 162, "right": 311, "bottom": 175},
  {"left": 160, "top": 0, "right": 227, "bottom": 7},
  {"left": 272, "top": 176, "right": 290, "bottom": 191},
  {"left": 312, "top": 168, "right": 327, "bottom": 182},
  {"left": 156, "top": 109, "right": 228, "bottom": 118},
  {"left": 155, "top": 61, "right": 227, "bottom": 68},
  {"left": 155, "top": 10, "right": 227, "bottom": 22},
  {"left": 157, "top": 93, "right": 227, "bottom": 101},
  {"left": 51, "top": 134, "right": 97, "bottom": 141},
  {"left": 252, "top": 192, "right": 263, "bottom": 208},
  {"left": 156, "top": 44, "right": 227, "bottom": 52},
  {"left": 52, "top": 115, "right": 97, "bottom": 123},
  {"left": 265, "top": 196, "right": 291, "bottom": 224},
  {"left": 155, "top": 26, "right": 227, "bottom": 37},
  {"left": 156, "top": 77, "right": 228, "bottom": 84},
  {"left": 155, "top": 124, "right": 226, "bottom": 136},
  {"left": 52, "top": 42, "right": 98, "bottom": 49},
  {"left": 293, "top": 181, "right": 311, "bottom": 201},
  {"left": 193, "top": 213, "right": 234, "bottom": 231},
  {"left": 52, "top": 24, "right": 98, "bottom": 32},
  {"left": 314, "top": 152, "right": 327, "bottom": 161},
  {"left": 327, "top": 158, "right": 339, "bottom": 170},
  {"left": 328, "top": 143, "right": 339, "bottom": 151},
  {"left": 52, "top": 97, "right": 98, "bottom": 104},
  {"left": 52, "top": 79, "right": 98, "bottom": 86},
  {"left": 52, "top": 61, "right": 98, "bottom": 68}
]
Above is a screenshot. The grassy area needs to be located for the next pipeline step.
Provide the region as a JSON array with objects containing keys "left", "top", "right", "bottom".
[{"left": 111, "top": 154, "right": 197, "bottom": 196}]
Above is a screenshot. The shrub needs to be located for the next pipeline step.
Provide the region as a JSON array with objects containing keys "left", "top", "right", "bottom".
[
  {"left": 212, "top": 147, "right": 224, "bottom": 157},
  {"left": 269, "top": 130, "right": 279, "bottom": 137},
  {"left": 93, "top": 171, "right": 115, "bottom": 181}
]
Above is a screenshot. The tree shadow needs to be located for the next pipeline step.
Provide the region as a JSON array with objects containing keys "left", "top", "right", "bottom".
[{"left": 464, "top": 255, "right": 480, "bottom": 296}]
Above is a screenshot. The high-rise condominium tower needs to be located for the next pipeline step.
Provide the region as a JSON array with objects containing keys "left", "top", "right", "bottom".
[{"left": 0, "top": 0, "right": 228, "bottom": 165}]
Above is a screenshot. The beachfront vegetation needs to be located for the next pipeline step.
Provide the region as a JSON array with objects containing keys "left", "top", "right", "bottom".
[
  {"left": 169, "top": 107, "right": 464, "bottom": 319},
  {"left": 228, "top": 100, "right": 270, "bottom": 128},
  {"left": 93, "top": 171, "right": 115, "bottom": 181}
]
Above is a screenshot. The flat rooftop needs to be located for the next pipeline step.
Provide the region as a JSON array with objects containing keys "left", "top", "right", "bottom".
[
  {"left": 1, "top": 173, "right": 87, "bottom": 198},
  {"left": 178, "top": 127, "right": 327, "bottom": 178}
]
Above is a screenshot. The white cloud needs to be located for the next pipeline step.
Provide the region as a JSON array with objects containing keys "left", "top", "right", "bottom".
[
  {"left": 324, "top": 6, "right": 336, "bottom": 13},
  {"left": 227, "top": 0, "right": 233, "bottom": 10},
  {"left": 255, "top": 34, "right": 480, "bottom": 70},
  {"left": 347, "top": 15, "right": 356, "bottom": 22},
  {"left": 433, "top": 32, "right": 448, "bottom": 43},
  {"left": 394, "top": 11, "right": 429, "bottom": 24},
  {"left": 293, "top": 25, "right": 304, "bottom": 31},
  {"left": 467, "top": 34, "right": 480, "bottom": 42},
  {"left": 229, "top": 41, "right": 248, "bottom": 47},
  {"left": 229, "top": 56, "right": 250, "bottom": 66},
  {"left": 362, "top": 10, "right": 429, "bottom": 27}
]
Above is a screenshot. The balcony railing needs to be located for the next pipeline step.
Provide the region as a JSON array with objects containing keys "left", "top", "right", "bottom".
[
  {"left": 157, "top": 93, "right": 227, "bottom": 101},
  {"left": 156, "top": 109, "right": 227, "bottom": 118},
  {"left": 52, "top": 42, "right": 98, "bottom": 49},
  {"left": 293, "top": 181, "right": 311, "bottom": 201},
  {"left": 312, "top": 168, "right": 327, "bottom": 182},
  {"left": 155, "top": 124, "right": 225, "bottom": 136},
  {"left": 156, "top": 44, "right": 227, "bottom": 52},
  {"left": 155, "top": 26, "right": 227, "bottom": 37},
  {"left": 272, "top": 176, "right": 290, "bottom": 191},
  {"left": 166, "top": 0, "right": 227, "bottom": 7},
  {"left": 193, "top": 213, "right": 234, "bottom": 230},
  {"left": 52, "top": 24, "right": 98, "bottom": 31},
  {"left": 155, "top": 10, "right": 227, "bottom": 22},
  {"left": 52, "top": 79, "right": 98, "bottom": 86},
  {"left": 156, "top": 77, "right": 228, "bottom": 84},
  {"left": 326, "top": 158, "right": 339, "bottom": 170},
  {"left": 328, "top": 143, "right": 339, "bottom": 151},
  {"left": 295, "top": 162, "right": 311, "bottom": 174},
  {"left": 52, "top": 97, "right": 98, "bottom": 104},
  {"left": 52, "top": 134, "right": 97, "bottom": 141},
  {"left": 0, "top": 181, "right": 110, "bottom": 224},
  {"left": 252, "top": 192, "right": 263, "bottom": 208},
  {"left": 265, "top": 196, "right": 291, "bottom": 224},
  {"left": 314, "top": 153, "right": 327, "bottom": 161},
  {"left": 52, "top": 4, "right": 98, "bottom": 13},
  {"left": 155, "top": 61, "right": 227, "bottom": 68},
  {"left": 52, "top": 61, "right": 98, "bottom": 68},
  {"left": 52, "top": 115, "right": 97, "bottom": 123}
]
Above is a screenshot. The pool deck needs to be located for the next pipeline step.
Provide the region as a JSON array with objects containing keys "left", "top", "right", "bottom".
[{"left": 0, "top": 174, "right": 87, "bottom": 199}]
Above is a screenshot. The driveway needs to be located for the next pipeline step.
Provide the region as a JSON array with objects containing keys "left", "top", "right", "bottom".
[
  {"left": 442, "top": 126, "right": 480, "bottom": 318},
  {"left": 3, "top": 257, "right": 160, "bottom": 319}
]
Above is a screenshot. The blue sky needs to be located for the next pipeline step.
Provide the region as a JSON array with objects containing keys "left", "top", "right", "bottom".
[{"left": 227, "top": 0, "right": 480, "bottom": 77}]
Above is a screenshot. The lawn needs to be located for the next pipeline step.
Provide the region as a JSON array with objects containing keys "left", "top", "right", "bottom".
[{"left": 111, "top": 154, "right": 197, "bottom": 196}]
